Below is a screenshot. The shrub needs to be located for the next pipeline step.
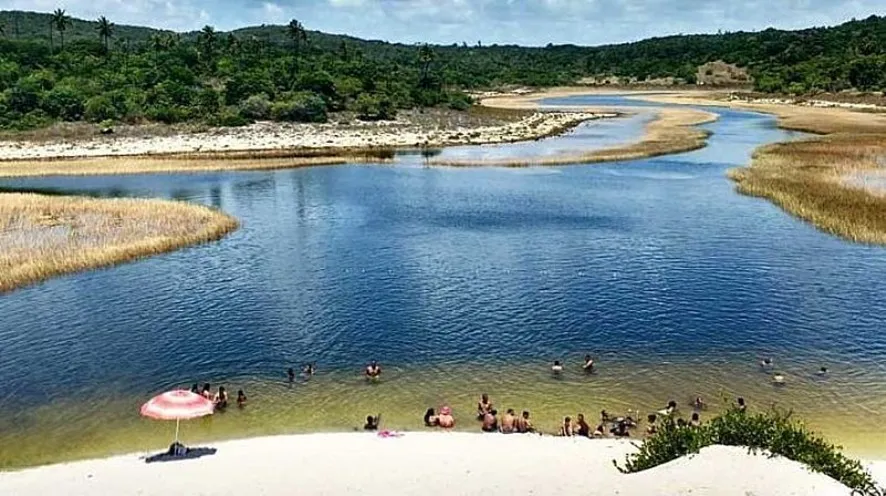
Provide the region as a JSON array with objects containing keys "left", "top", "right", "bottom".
[
  {"left": 84, "top": 95, "right": 118, "bottom": 123},
  {"left": 447, "top": 92, "right": 473, "bottom": 111},
  {"left": 270, "top": 91, "right": 327, "bottom": 123},
  {"left": 616, "top": 407, "right": 883, "bottom": 496},
  {"left": 42, "top": 86, "right": 86, "bottom": 121},
  {"left": 354, "top": 93, "right": 396, "bottom": 121},
  {"left": 210, "top": 108, "right": 252, "bottom": 127},
  {"left": 238, "top": 94, "right": 272, "bottom": 120}
]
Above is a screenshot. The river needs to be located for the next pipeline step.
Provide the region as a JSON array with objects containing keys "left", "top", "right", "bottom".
[{"left": 1, "top": 96, "right": 884, "bottom": 468}]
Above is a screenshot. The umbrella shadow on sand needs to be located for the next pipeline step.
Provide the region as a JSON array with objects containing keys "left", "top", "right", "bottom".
[{"left": 143, "top": 446, "right": 218, "bottom": 464}]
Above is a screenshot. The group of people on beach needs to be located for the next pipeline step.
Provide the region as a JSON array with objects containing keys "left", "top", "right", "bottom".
[{"left": 191, "top": 382, "right": 247, "bottom": 410}]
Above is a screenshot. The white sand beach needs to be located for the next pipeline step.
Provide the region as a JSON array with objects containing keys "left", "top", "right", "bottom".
[
  {"left": 0, "top": 111, "right": 610, "bottom": 161},
  {"left": 1, "top": 432, "right": 883, "bottom": 496}
]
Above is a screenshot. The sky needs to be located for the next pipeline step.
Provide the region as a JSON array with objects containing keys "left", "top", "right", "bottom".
[{"left": 2, "top": 0, "right": 883, "bottom": 46}]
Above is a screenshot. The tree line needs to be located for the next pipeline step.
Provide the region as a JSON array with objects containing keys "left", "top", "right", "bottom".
[{"left": 0, "top": 10, "right": 884, "bottom": 131}]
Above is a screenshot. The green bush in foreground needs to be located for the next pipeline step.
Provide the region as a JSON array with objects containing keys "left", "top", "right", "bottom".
[{"left": 616, "top": 407, "right": 884, "bottom": 496}]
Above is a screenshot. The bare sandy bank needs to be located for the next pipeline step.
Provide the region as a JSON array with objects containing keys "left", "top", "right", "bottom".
[
  {"left": 0, "top": 193, "right": 237, "bottom": 293},
  {"left": 0, "top": 433, "right": 882, "bottom": 496}
]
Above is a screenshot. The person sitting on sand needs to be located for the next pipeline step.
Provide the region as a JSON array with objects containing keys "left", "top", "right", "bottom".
[
  {"left": 690, "top": 412, "right": 701, "bottom": 427},
  {"left": 424, "top": 408, "right": 438, "bottom": 427},
  {"left": 214, "top": 386, "right": 228, "bottom": 410},
  {"left": 287, "top": 368, "right": 296, "bottom": 383},
  {"left": 576, "top": 413, "right": 590, "bottom": 437},
  {"left": 559, "top": 416, "right": 575, "bottom": 437},
  {"left": 482, "top": 409, "right": 499, "bottom": 433},
  {"left": 583, "top": 354, "right": 595, "bottom": 372},
  {"left": 692, "top": 396, "right": 705, "bottom": 410},
  {"left": 477, "top": 394, "right": 493, "bottom": 419},
  {"left": 365, "top": 361, "right": 382, "bottom": 381},
  {"left": 646, "top": 414, "right": 658, "bottom": 435},
  {"left": 552, "top": 360, "right": 564, "bottom": 374},
  {"left": 516, "top": 411, "right": 534, "bottom": 433},
  {"left": 736, "top": 397, "right": 747, "bottom": 412},
  {"left": 501, "top": 409, "right": 517, "bottom": 433},
  {"left": 593, "top": 423, "right": 606, "bottom": 438},
  {"left": 302, "top": 363, "right": 315, "bottom": 377},
  {"left": 237, "top": 390, "right": 247, "bottom": 408},
  {"left": 201, "top": 383, "right": 212, "bottom": 400},
  {"left": 437, "top": 406, "right": 455, "bottom": 429},
  {"left": 610, "top": 420, "right": 630, "bottom": 437},
  {"left": 364, "top": 414, "right": 380, "bottom": 431}
]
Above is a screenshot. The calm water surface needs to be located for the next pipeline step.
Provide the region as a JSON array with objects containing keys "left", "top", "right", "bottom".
[{"left": 1, "top": 96, "right": 885, "bottom": 467}]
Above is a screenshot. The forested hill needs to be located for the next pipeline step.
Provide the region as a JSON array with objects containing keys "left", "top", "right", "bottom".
[{"left": 0, "top": 9, "right": 884, "bottom": 131}]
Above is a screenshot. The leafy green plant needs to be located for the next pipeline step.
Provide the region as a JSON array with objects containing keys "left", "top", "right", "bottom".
[{"left": 616, "top": 407, "right": 884, "bottom": 496}]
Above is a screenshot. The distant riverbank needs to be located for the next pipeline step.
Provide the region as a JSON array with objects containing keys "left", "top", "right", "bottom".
[{"left": 635, "top": 91, "right": 886, "bottom": 245}]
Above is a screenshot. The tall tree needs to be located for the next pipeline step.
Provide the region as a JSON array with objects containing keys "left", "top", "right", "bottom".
[
  {"left": 96, "top": 16, "right": 114, "bottom": 55},
  {"left": 418, "top": 44, "right": 435, "bottom": 88},
  {"left": 52, "top": 9, "right": 72, "bottom": 51},
  {"left": 198, "top": 25, "right": 217, "bottom": 64},
  {"left": 287, "top": 19, "right": 307, "bottom": 57}
]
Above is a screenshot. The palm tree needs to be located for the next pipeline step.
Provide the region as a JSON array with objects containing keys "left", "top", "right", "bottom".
[
  {"left": 96, "top": 16, "right": 114, "bottom": 55},
  {"left": 52, "top": 9, "right": 72, "bottom": 51},
  {"left": 286, "top": 19, "right": 307, "bottom": 57}
]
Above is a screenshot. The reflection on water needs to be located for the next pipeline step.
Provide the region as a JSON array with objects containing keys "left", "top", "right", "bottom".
[{"left": 1, "top": 97, "right": 885, "bottom": 468}]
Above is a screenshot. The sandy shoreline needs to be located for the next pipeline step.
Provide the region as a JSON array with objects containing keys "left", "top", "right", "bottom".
[{"left": 0, "top": 432, "right": 882, "bottom": 495}]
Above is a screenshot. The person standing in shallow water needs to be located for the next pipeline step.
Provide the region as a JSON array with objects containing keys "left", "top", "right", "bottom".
[
  {"left": 365, "top": 361, "right": 382, "bottom": 381},
  {"left": 583, "top": 355, "right": 595, "bottom": 372},
  {"left": 287, "top": 368, "right": 295, "bottom": 383}
]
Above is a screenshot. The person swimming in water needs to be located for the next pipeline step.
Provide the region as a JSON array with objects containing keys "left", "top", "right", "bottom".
[
  {"left": 237, "top": 390, "right": 247, "bottom": 408},
  {"left": 582, "top": 354, "right": 595, "bottom": 372},
  {"left": 551, "top": 360, "right": 563, "bottom": 374},
  {"left": 213, "top": 386, "right": 228, "bottom": 410},
  {"left": 364, "top": 414, "right": 380, "bottom": 431},
  {"left": 481, "top": 409, "right": 499, "bottom": 433},
  {"left": 760, "top": 357, "right": 773, "bottom": 369},
  {"left": 692, "top": 396, "right": 706, "bottom": 410},
  {"left": 302, "top": 363, "right": 315, "bottom": 377},
  {"left": 736, "top": 397, "right": 747, "bottom": 412},
  {"left": 660, "top": 400, "right": 677, "bottom": 416},
  {"left": 772, "top": 373, "right": 786, "bottom": 385},
  {"left": 477, "top": 394, "right": 493, "bottom": 419},
  {"left": 365, "top": 361, "right": 382, "bottom": 381},
  {"left": 817, "top": 366, "right": 828, "bottom": 376}
]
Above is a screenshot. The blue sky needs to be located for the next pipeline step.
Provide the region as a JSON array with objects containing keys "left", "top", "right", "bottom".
[{"left": 3, "top": 0, "right": 883, "bottom": 46}]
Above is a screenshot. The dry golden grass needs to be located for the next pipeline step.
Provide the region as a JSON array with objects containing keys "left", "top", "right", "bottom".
[
  {"left": 0, "top": 193, "right": 238, "bottom": 293},
  {"left": 634, "top": 90, "right": 886, "bottom": 244},
  {"left": 0, "top": 154, "right": 366, "bottom": 178},
  {"left": 729, "top": 134, "right": 886, "bottom": 244},
  {"left": 429, "top": 108, "right": 717, "bottom": 167}
]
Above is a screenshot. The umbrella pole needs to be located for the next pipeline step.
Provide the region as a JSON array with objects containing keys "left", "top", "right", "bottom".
[{"left": 174, "top": 418, "right": 180, "bottom": 444}]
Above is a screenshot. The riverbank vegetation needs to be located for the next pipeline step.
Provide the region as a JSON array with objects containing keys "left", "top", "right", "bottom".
[
  {"left": 0, "top": 193, "right": 237, "bottom": 292},
  {"left": 430, "top": 108, "right": 716, "bottom": 167},
  {"left": 618, "top": 407, "right": 884, "bottom": 496},
  {"left": 0, "top": 10, "right": 884, "bottom": 132}
]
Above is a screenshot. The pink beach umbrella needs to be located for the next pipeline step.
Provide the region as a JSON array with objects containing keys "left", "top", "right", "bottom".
[{"left": 140, "top": 390, "right": 214, "bottom": 443}]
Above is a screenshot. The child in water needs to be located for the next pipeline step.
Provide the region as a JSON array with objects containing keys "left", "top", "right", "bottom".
[{"left": 237, "top": 390, "right": 247, "bottom": 408}]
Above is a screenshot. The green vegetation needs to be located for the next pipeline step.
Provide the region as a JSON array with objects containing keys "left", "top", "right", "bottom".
[
  {"left": 0, "top": 10, "right": 884, "bottom": 131},
  {"left": 617, "top": 407, "right": 884, "bottom": 496}
]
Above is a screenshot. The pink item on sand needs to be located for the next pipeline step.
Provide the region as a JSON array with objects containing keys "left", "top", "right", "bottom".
[{"left": 378, "top": 430, "right": 403, "bottom": 438}]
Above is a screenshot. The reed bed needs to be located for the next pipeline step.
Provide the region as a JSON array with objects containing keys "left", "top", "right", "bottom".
[
  {"left": 429, "top": 108, "right": 717, "bottom": 167},
  {"left": 0, "top": 155, "right": 361, "bottom": 178},
  {"left": 0, "top": 193, "right": 238, "bottom": 293},
  {"left": 729, "top": 133, "right": 886, "bottom": 245}
]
